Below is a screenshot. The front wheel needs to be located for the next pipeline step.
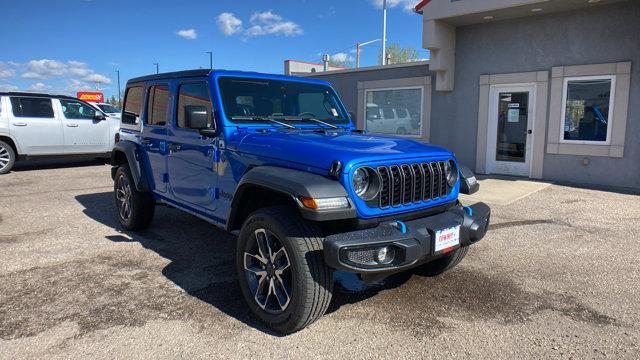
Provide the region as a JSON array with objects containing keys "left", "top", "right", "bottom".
[{"left": 236, "top": 206, "right": 333, "bottom": 334}]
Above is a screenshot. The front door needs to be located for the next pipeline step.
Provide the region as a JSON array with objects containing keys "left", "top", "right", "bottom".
[
  {"left": 486, "top": 85, "right": 535, "bottom": 177},
  {"left": 57, "top": 98, "right": 110, "bottom": 154},
  {"left": 167, "top": 81, "right": 218, "bottom": 210}
]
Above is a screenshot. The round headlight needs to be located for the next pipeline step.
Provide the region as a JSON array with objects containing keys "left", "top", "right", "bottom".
[
  {"left": 352, "top": 167, "right": 381, "bottom": 201},
  {"left": 445, "top": 160, "right": 458, "bottom": 187}
]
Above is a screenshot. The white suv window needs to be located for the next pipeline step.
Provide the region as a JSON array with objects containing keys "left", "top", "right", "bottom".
[
  {"left": 60, "top": 99, "right": 97, "bottom": 119},
  {"left": 10, "top": 97, "right": 55, "bottom": 118}
]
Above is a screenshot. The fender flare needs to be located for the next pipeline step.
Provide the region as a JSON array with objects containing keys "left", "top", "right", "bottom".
[
  {"left": 228, "top": 166, "right": 356, "bottom": 227},
  {"left": 110, "top": 140, "right": 149, "bottom": 192}
]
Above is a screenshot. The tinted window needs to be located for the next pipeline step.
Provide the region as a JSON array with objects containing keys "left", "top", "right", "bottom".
[
  {"left": 395, "top": 108, "right": 408, "bottom": 118},
  {"left": 10, "top": 97, "right": 54, "bottom": 118},
  {"left": 563, "top": 78, "right": 612, "bottom": 142},
  {"left": 382, "top": 108, "right": 394, "bottom": 119},
  {"left": 365, "top": 88, "right": 422, "bottom": 136},
  {"left": 122, "top": 86, "right": 144, "bottom": 124},
  {"left": 60, "top": 99, "right": 97, "bottom": 119},
  {"left": 177, "top": 82, "right": 213, "bottom": 128},
  {"left": 146, "top": 85, "right": 170, "bottom": 126}
]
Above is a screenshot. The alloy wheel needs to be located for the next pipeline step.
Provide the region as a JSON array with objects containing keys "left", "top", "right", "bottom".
[
  {"left": 0, "top": 144, "right": 10, "bottom": 172},
  {"left": 115, "top": 174, "right": 132, "bottom": 222},
  {"left": 243, "top": 228, "right": 292, "bottom": 314}
]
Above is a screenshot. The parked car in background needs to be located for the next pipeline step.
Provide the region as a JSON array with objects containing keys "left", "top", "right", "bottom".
[
  {"left": 0, "top": 92, "right": 120, "bottom": 174},
  {"left": 110, "top": 69, "right": 490, "bottom": 334},
  {"left": 90, "top": 102, "right": 121, "bottom": 119},
  {"left": 366, "top": 104, "right": 415, "bottom": 135}
]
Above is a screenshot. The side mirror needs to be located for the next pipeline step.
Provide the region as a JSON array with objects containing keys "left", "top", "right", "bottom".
[
  {"left": 94, "top": 112, "right": 106, "bottom": 121},
  {"left": 459, "top": 165, "right": 480, "bottom": 195},
  {"left": 184, "top": 105, "right": 209, "bottom": 129}
]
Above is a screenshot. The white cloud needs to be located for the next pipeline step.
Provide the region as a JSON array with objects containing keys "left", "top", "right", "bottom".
[
  {"left": 22, "top": 59, "right": 68, "bottom": 79},
  {"left": 27, "top": 82, "right": 52, "bottom": 92},
  {"left": 66, "top": 79, "right": 94, "bottom": 93},
  {"left": 331, "top": 52, "right": 354, "bottom": 63},
  {"left": 176, "top": 28, "right": 198, "bottom": 40},
  {"left": 369, "top": 0, "right": 417, "bottom": 11},
  {"left": 0, "top": 62, "right": 15, "bottom": 78},
  {"left": 0, "top": 84, "right": 19, "bottom": 91},
  {"left": 83, "top": 73, "right": 111, "bottom": 84},
  {"left": 67, "top": 61, "right": 92, "bottom": 77},
  {"left": 245, "top": 10, "right": 303, "bottom": 37},
  {"left": 217, "top": 12, "right": 243, "bottom": 35}
]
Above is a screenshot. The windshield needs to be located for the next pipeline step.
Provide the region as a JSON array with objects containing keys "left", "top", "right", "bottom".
[
  {"left": 98, "top": 104, "right": 120, "bottom": 113},
  {"left": 218, "top": 77, "right": 349, "bottom": 125}
]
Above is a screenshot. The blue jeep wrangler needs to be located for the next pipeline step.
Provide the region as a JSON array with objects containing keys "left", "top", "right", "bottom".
[{"left": 111, "top": 70, "right": 490, "bottom": 334}]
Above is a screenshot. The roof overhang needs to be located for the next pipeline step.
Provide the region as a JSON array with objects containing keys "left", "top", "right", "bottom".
[{"left": 415, "top": 0, "right": 628, "bottom": 25}]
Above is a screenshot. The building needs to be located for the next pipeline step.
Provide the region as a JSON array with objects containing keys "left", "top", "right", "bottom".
[
  {"left": 306, "top": 0, "right": 639, "bottom": 190},
  {"left": 284, "top": 60, "right": 348, "bottom": 76}
]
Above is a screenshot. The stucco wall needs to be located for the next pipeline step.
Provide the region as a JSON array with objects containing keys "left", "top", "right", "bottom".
[{"left": 439, "top": 0, "right": 640, "bottom": 189}]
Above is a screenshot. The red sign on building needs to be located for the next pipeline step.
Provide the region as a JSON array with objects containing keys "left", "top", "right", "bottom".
[{"left": 77, "top": 92, "right": 104, "bottom": 103}]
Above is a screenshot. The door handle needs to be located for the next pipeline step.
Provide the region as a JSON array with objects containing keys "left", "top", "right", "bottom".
[
  {"left": 527, "top": 129, "right": 533, "bottom": 134},
  {"left": 12, "top": 122, "right": 27, "bottom": 126},
  {"left": 66, "top": 123, "right": 79, "bottom": 128}
]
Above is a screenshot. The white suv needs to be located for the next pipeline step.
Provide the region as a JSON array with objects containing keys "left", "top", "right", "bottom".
[{"left": 0, "top": 92, "right": 121, "bottom": 174}]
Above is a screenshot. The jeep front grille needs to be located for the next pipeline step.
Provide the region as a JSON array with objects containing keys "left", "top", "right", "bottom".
[{"left": 372, "top": 161, "right": 451, "bottom": 209}]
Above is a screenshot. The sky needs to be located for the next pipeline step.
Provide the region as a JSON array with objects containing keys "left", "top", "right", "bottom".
[{"left": 0, "top": 0, "right": 427, "bottom": 100}]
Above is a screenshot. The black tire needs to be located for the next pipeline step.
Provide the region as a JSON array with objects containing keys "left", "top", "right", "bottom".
[
  {"left": 416, "top": 246, "right": 469, "bottom": 277},
  {"left": 0, "top": 140, "right": 16, "bottom": 175},
  {"left": 113, "top": 164, "right": 155, "bottom": 230},
  {"left": 396, "top": 127, "right": 407, "bottom": 135},
  {"left": 236, "top": 206, "right": 333, "bottom": 334}
]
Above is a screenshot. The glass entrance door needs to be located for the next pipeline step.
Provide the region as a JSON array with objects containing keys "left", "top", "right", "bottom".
[
  {"left": 496, "top": 92, "right": 528, "bottom": 163},
  {"left": 486, "top": 85, "right": 535, "bottom": 177}
]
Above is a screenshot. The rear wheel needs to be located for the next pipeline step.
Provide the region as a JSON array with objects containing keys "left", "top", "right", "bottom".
[
  {"left": 236, "top": 206, "right": 333, "bottom": 334},
  {"left": 0, "top": 140, "right": 16, "bottom": 175},
  {"left": 416, "top": 246, "right": 469, "bottom": 276},
  {"left": 113, "top": 164, "right": 155, "bottom": 230}
]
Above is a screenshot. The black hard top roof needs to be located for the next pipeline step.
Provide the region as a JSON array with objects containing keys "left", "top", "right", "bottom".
[{"left": 127, "top": 69, "right": 212, "bottom": 84}]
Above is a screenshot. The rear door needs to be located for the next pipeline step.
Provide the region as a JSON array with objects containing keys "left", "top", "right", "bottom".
[
  {"left": 167, "top": 80, "right": 218, "bottom": 210},
  {"left": 8, "top": 96, "right": 64, "bottom": 155},
  {"left": 57, "top": 98, "right": 110, "bottom": 154},
  {"left": 140, "top": 83, "right": 171, "bottom": 193}
]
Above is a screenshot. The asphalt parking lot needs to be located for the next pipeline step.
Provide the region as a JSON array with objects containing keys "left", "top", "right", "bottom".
[{"left": 1, "top": 159, "right": 639, "bottom": 359}]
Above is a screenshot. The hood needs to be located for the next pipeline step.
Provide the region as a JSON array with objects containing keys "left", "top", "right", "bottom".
[{"left": 232, "top": 129, "right": 453, "bottom": 173}]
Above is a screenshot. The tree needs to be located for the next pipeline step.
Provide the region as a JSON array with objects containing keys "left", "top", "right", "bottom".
[
  {"left": 108, "top": 95, "right": 120, "bottom": 108},
  {"left": 380, "top": 43, "right": 421, "bottom": 65}
]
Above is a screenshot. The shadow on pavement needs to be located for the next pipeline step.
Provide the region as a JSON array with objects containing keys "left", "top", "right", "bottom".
[
  {"left": 12, "top": 157, "right": 108, "bottom": 172},
  {"left": 74, "top": 191, "right": 415, "bottom": 334}
]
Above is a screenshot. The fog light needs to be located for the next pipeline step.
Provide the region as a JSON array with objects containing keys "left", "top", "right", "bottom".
[{"left": 375, "top": 246, "right": 395, "bottom": 264}]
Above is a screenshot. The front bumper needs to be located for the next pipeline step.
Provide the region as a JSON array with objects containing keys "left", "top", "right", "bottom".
[{"left": 323, "top": 202, "right": 490, "bottom": 274}]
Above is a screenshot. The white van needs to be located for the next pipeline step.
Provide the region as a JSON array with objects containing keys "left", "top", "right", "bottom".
[{"left": 0, "top": 92, "right": 121, "bottom": 174}]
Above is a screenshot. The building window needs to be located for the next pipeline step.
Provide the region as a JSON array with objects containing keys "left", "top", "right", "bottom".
[
  {"left": 560, "top": 75, "right": 615, "bottom": 144},
  {"left": 364, "top": 87, "right": 423, "bottom": 137}
]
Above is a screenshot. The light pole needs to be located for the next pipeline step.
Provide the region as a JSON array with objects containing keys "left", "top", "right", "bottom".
[
  {"left": 153, "top": 62, "right": 159, "bottom": 74},
  {"left": 115, "top": 69, "right": 121, "bottom": 106},
  {"left": 381, "top": 0, "right": 388, "bottom": 65},
  {"left": 205, "top": 51, "right": 213, "bottom": 70},
  {"left": 355, "top": 39, "right": 381, "bottom": 68}
]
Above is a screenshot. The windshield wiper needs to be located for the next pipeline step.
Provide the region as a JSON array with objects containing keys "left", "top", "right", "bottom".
[
  {"left": 300, "top": 117, "right": 339, "bottom": 129},
  {"left": 232, "top": 116, "right": 296, "bottom": 129}
]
